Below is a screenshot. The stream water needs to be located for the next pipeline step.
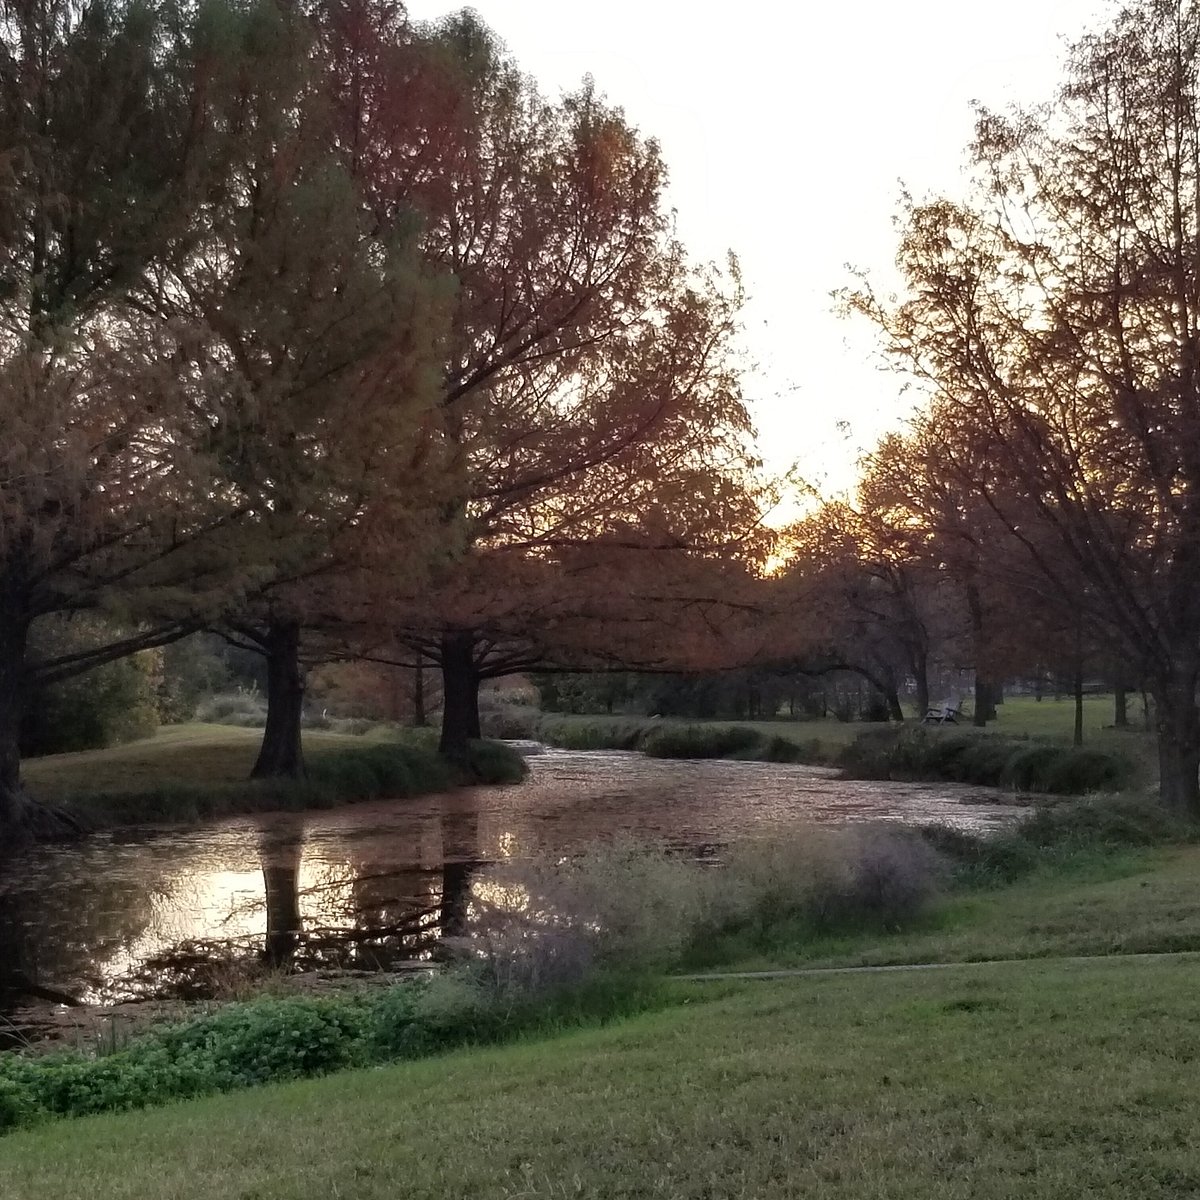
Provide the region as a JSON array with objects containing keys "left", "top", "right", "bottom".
[{"left": 0, "top": 748, "right": 1020, "bottom": 1014}]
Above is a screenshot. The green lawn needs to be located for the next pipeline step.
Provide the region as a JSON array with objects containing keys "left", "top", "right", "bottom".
[
  {"left": 22, "top": 722, "right": 403, "bottom": 806},
  {"left": 5, "top": 957, "right": 1200, "bottom": 1198},
  {"left": 743, "top": 693, "right": 1147, "bottom": 751},
  {"left": 692, "top": 845, "right": 1200, "bottom": 972}
]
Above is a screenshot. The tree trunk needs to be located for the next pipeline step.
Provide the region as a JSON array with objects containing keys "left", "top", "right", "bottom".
[
  {"left": 1073, "top": 665, "right": 1084, "bottom": 747},
  {"left": 251, "top": 618, "right": 306, "bottom": 780},
  {"left": 412, "top": 665, "right": 427, "bottom": 727},
  {"left": 0, "top": 614, "right": 81, "bottom": 851},
  {"left": 972, "top": 673, "right": 993, "bottom": 728},
  {"left": 1153, "top": 671, "right": 1200, "bottom": 818},
  {"left": 1113, "top": 686, "right": 1129, "bottom": 729},
  {"left": 438, "top": 630, "right": 480, "bottom": 758},
  {"left": 965, "top": 582, "right": 992, "bottom": 727},
  {"left": 913, "top": 659, "right": 930, "bottom": 720},
  {"left": 0, "top": 613, "right": 31, "bottom": 852},
  {"left": 885, "top": 685, "right": 904, "bottom": 722}
]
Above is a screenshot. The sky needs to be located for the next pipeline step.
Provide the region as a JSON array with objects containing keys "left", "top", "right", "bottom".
[{"left": 405, "top": 0, "right": 1111, "bottom": 512}]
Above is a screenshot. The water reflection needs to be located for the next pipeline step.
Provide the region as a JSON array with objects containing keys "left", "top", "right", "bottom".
[{"left": 0, "top": 749, "right": 1018, "bottom": 1010}]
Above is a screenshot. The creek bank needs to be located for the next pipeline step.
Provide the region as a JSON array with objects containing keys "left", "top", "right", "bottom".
[
  {"left": 533, "top": 716, "right": 1134, "bottom": 796},
  {"left": 24, "top": 738, "right": 527, "bottom": 837}
]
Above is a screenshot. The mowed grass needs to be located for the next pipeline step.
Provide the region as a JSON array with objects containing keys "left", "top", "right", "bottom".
[
  {"left": 546, "top": 695, "right": 1151, "bottom": 757},
  {"left": 22, "top": 722, "right": 405, "bottom": 807},
  {"left": 742, "top": 694, "right": 1147, "bottom": 752},
  {"left": 5, "top": 957, "right": 1200, "bottom": 1198},
  {"left": 689, "top": 845, "right": 1200, "bottom": 972}
]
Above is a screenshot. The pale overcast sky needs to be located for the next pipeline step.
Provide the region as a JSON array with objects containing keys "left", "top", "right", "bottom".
[{"left": 406, "top": 0, "right": 1111, "bottom": 510}]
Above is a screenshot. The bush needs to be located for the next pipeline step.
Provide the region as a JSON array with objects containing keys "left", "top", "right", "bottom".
[
  {"left": 458, "top": 739, "right": 529, "bottom": 784},
  {"left": 0, "top": 960, "right": 674, "bottom": 1135},
  {"left": 22, "top": 656, "right": 160, "bottom": 757},
  {"left": 537, "top": 716, "right": 653, "bottom": 750},
  {"left": 713, "top": 826, "right": 945, "bottom": 939},
  {"left": 838, "top": 727, "right": 1134, "bottom": 794},
  {"left": 194, "top": 691, "right": 267, "bottom": 726},
  {"left": 918, "top": 794, "right": 1191, "bottom": 885},
  {"left": 479, "top": 697, "right": 541, "bottom": 740},
  {"left": 463, "top": 843, "right": 710, "bottom": 999},
  {"left": 640, "top": 724, "right": 762, "bottom": 759}
]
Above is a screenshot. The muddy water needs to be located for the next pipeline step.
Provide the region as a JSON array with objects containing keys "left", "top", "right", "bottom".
[{"left": 0, "top": 749, "right": 1019, "bottom": 1009}]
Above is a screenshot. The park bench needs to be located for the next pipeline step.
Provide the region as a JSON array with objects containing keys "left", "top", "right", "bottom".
[{"left": 922, "top": 700, "right": 965, "bottom": 724}]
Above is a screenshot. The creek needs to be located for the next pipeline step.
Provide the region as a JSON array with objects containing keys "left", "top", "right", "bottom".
[{"left": 0, "top": 748, "right": 1020, "bottom": 1014}]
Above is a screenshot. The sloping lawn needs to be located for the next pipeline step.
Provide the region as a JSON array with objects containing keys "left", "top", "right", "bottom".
[{"left": 4, "top": 957, "right": 1200, "bottom": 1199}]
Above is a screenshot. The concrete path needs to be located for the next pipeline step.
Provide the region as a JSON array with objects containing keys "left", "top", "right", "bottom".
[{"left": 675, "top": 949, "right": 1200, "bottom": 981}]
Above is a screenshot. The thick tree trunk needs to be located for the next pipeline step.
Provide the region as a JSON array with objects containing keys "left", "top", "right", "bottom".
[
  {"left": 0, "top": 613, "right": 80, "bottom": 852},
  {"left": 885, "top": 686, "right": 904, "bottom": 722},
  {"left": 251, "top": 618, "right": 306, "bottom": 780},
  {"left": 965, "top": 582, "right": 992, "bottom": 727},
  {"left": 438, "top": 630, "right": 480, "bottom": 758},
  {"left": 1113, "top": 686, "right": 1129, "bottom": 729},
  {"left": 1153, "top": 672, "right": 1200, "bottom": 819},
  {"left": 1073, "top": 666, "right": 1084, "bottom": 747}
]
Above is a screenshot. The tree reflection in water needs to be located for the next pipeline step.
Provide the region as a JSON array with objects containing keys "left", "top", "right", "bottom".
[{"left": 130, "top": 796, "right": 488, "bottom": 998}]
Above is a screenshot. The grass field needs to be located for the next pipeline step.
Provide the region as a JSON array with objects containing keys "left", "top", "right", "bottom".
[
  {"left": 745, "top": 693, "right": 1146, "bottom": 750},
  {"left": 22, "top": 722, "right": 404, "bottom": 806},
  {"left": 544, "top": 694, "right": 1145, "bottom": 748},
  {"left": 4, "top": 955, "right": 1200, "bottom": 1199}
]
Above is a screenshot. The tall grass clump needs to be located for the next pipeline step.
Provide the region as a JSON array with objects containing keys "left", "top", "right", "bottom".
[
  {"left": 536, "top": 716, "right": 653, "bottom": 751},
  {"left": 640, "top": 725, "right": 762, "bottom": 759}
]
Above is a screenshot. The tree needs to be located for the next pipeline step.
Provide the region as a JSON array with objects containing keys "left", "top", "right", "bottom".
[
  {"left": 850, "top": 0, "right": 1200, "bottom": 813},
  {"left": 325, "top": 11, "right": 767, "bottom": 754},
  {"left": 0, "top": 0, "right": 263, "bottom": 845},
  {"left": 780, "top": 500, "right": 958, "bottom": 721},
  {"left": 157, "top": 0, "right": 451, "bottom": 779}
]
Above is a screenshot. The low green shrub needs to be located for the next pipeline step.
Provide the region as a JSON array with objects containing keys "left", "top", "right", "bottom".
[{"left": 0, "top": 969, "right": 675, "bottom": 1135}]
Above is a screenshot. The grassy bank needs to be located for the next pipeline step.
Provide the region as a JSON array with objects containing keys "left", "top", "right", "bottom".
[
  {"left": 5, "top": 957, "right": 1200, "bottom": 1199},
  {"left": 23, "top": 723, "right": 526, "bottom": 828},
  {"left": 536, "top": 706, "right": 1138, "bottom": 793},
  {"left": 689, "top": 842, "right": 1200, "bottom": 971}
]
